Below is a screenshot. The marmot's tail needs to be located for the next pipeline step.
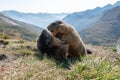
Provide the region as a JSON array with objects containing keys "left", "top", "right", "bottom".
[{"left": 87, "top": 49, "right": 92, "bottom": 54}]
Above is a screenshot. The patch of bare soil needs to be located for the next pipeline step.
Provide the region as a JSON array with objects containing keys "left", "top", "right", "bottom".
[{"left": 86, "top": 45, "right": 120, "bottom": 61}]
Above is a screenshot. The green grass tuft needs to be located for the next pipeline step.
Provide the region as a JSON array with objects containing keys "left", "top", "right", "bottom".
[
  {"left": 0, "top": 33, "right": 10, "bottom": 39},
  {"left": 112, "top": 48, "right": 117, "bottom": 52},
  {"left": 66, "top": 56, "right": 120, "bottom": 80},
  {"left": 18, "top": 49, "right": 35, "bottom": 56}
]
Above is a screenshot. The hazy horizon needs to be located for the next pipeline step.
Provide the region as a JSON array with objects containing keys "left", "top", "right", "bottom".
[{"left": 0, "top": 0, "right": 119, "bottom": 13}]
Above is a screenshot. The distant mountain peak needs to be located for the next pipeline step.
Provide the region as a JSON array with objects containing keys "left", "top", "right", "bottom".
[
  {"left": 114, "top": 1, "right": 120, "bottom": 6},
  {"left": 3, "top": 11, "right": 68, "bottom": 28}
]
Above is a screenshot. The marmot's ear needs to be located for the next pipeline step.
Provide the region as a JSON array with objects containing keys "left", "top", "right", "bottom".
[
  {"left": 52, "top": 20, "right": 62, "bottom": 25},
  {"left": 55, "top": 20, "right": 62, "bottom": 24},
  {"left": 51, "top": 22, "right": 57, "bottom": 25}
]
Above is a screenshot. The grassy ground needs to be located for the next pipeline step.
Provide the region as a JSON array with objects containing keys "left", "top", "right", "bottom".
[{"left": 0, "top": 39, "right": 120, "bottom": 80}]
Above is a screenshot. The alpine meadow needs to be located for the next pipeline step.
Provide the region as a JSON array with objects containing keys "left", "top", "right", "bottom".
[{"left": 0, "top": 0, "right": 120, "bottom": 80}]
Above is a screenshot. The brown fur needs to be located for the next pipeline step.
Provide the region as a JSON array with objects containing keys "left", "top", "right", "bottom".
[
  {"left": 37, "top": 29, "right": 69, "bottom": 60},
  {"left": 47, "top": 20, "right": 87, "bottom": 57}
]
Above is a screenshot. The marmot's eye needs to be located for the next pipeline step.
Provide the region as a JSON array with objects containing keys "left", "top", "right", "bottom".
[{"left": 50, "top": 30, "right": 53, "bottom": 32}]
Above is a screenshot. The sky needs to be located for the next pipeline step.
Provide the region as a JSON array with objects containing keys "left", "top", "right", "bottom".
[{"left": 0, "top": 0, "right": 119, "bottom": 13}]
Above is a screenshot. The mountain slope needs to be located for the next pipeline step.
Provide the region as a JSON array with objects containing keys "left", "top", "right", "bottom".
[
  {"left": 63, "top": 1, "right": 120, "bottom": 31},
  {"left": 80, "top": 6, "right": 120, "bottom": 46},
  {"left": 0, "top": 13, "right": 42, "bottom": 40},
  {"left": 2, "top": 11, "right": 68, "bottom": 28},
  {"left": 63, "top": 8, "right": 103, "bottom": 31}
]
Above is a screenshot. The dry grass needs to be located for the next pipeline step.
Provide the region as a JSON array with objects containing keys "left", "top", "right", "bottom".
[{"left": 0, "top": 40, "right": 120, "bottom": 80}]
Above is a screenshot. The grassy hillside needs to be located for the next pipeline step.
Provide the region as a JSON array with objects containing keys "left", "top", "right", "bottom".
[
  {"left": 0, "top": 39, "right": 120, "bottom": 80},
  {"left": 0, "top": 13, "right": 42, "bottom": 41}
]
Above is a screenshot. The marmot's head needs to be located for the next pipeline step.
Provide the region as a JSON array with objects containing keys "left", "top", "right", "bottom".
[
  {"left": 38, "top": 29, "right": 53, "bottom": 46},
  {"left": 47, "top": 20, "right": 68, "bottom": 36}
]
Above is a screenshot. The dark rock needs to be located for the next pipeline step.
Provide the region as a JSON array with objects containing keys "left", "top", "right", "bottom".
[
  {"left": 0, "top": 40, "right": 9, "bottom": 47},
  {"left": 3, "top": 41, "right": 9, "bottom": 45},
  {"left": 0, "top": 40, "right": 4, "bottom": 44},
  {"left": 0, "top": 54, "right": 7, "bottom": 60}
]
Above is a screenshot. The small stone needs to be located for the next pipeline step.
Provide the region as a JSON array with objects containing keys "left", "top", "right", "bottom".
[{"left": 0, "top": 54, "right": 7, "bottom": 60}]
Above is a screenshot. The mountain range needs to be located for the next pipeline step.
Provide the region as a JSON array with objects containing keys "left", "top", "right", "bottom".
[
  {"left": 63, "top": 1, "right": 120, "bottom": 31},
  {"left": 2, "top": 1, "right": 120, "bottom": 31},
  {"left": 80, "top": 6, "right": 120, "bottom": 46},
  {"left": 1, "top": 1, "right": 120, "bottom": 46},
  {"left": 62, "top": 1, "right": 120, "bottom": 46},
  {"left": 0, "top": 13, "right": 42, "bottom": 41},
  {"left": 2, "top": 11, "right": 68, "bottom": 28}
]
